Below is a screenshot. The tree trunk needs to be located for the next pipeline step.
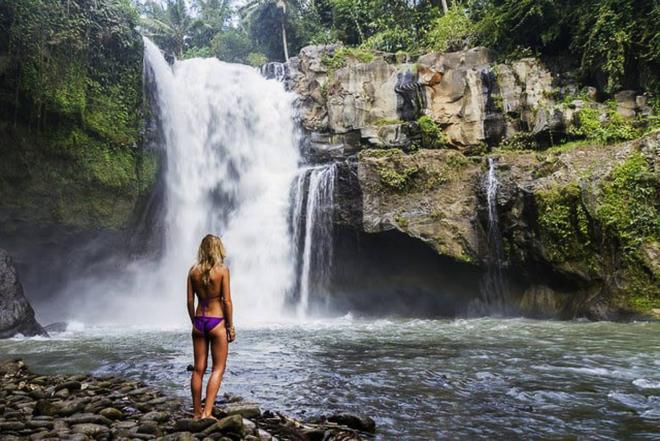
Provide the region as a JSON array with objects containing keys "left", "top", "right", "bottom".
[
  {"left": 440, "top": 0, "right": 449, "bottom": 14},
  {"left": 281, "top": 18, "right": 289, "bottom": 62}
]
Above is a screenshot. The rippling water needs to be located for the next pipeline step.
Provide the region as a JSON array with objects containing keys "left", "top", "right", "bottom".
[{"left": 1, "top": 318, "right": 659, "bottom": 440}]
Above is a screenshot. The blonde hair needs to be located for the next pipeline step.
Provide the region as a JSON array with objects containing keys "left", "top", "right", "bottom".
[{"left": 197, "top": 234, "right": 227, "bottom": 286}]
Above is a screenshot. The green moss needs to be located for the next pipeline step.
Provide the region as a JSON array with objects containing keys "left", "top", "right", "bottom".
[
  {"left": 417, "top": 115, "right": 448, "bottom": 149},
  {"left": 321, "top": 47, "right": 375, "bottom": 71},
  {"left": 360, "top": 148, "right": 404, "bottom": 159},
  {"left": 498, "top": 132, "right": 539, "bottom": 151},
  {"left": 535, "top": 154, "right": 659, "bottom": 313},
  {"left": 394, "top": 212, "right": 409, "bottom": 228},
  {"left": 377, "top": 164, "right": 419, "bottom": 191},
  {"left": 373, "top": 118, "right": 403, "bottom": 126},
  {"left": 491, "top": 93, "right": 504, "bottom": 112},
  {"left": 536, "top": 183, "right": 596, "bottom": 266},
  {"left": 597, "top": 153, "right": 658, "bottom": 252}
]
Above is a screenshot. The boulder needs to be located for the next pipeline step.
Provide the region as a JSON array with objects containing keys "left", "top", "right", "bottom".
[{"left": 0, "top": 249, "right": 47, "bottom": 338}]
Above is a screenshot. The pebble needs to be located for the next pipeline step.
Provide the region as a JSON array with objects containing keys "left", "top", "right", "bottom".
[
  {"left": 174, "top": 418, "right": 216, "bottom": 432},
  {"left": 71, "top": 422, "right": 109, "bottom": 435},
  {"left": 141, "top": 410, "right": 169, "bottom": 422},
  {"left": 220, "top": 403, "right": 261, "bottom": 419},
  {"left": 137, "top": 421, "right": 162, "bottom": 436},
  {"left": 1, "top": 360, "right": 373, "bottom": 441},
  {"left": 257, "top": 428, "right": 272, "bottom": 440},
  {"left": 63, "top": 412, "right": 113, "bottom": 426},
  {"left": 99, "top": 407, "right": 124, "bottom": 420},
  {"left": 327, "top": 412, "right": 376, "bottom": 433}
]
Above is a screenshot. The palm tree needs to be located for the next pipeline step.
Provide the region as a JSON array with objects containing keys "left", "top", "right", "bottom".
[
  {"left": 141, "top": 0, "right": 194, "bottom": 57},
  {"left": 240, "top": 0, "right": 292, "bottom": 61}
]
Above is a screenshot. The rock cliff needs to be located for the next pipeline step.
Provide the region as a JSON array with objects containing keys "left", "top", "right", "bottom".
[{"left": 277, "top": 45, "right": 659, "bottom": 319}]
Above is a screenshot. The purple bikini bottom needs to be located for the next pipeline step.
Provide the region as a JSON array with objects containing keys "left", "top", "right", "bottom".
[{"left": 193, "top": 316, "right": 224, "bottom": 337}]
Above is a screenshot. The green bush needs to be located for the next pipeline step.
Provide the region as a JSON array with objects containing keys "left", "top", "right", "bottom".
[
  {"left": 417, "top": 115, "right": 448, "bottom": 149},
  {"left": 569, "top": 106, "right": 640, "bottom": 144},
  {"left": 247, "top": 52, "right": 268, "bottom": 67},
  {"left": 425, "top": 5, "right": 476, "bottom": 53},
  {"left": 362, "top": 27, "right": 415, "bottom": 53},
  {"left": 321, "top": 46, "right": 375, "bottom": 71}
]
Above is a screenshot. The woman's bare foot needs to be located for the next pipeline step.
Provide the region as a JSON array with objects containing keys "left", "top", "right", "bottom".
[{"left": 201, "top": 414, "right": 218, "bottom": 421}]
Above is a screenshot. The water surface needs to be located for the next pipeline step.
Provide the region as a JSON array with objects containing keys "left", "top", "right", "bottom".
[{"left": 1, "top": 317, "right": 659, "bottom": 440}]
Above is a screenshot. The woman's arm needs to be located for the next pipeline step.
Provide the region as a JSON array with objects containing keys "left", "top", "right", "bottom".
[
  {"left": 222, "top": 267, "right": 235, "bottom": 342},
  {"left": 186, "top": 270, "right": 195, "bottom": 324}
]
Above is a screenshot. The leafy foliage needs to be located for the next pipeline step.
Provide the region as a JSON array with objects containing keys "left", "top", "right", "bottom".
[
  {"left": 417, "top": 115, "right": 448, "bottom": 149},
  {"left": 569, "top": 106, "right": 640, "bottom": 144},
  {"left": 425, "top": 5, "right": 475, "bottom": 52}
]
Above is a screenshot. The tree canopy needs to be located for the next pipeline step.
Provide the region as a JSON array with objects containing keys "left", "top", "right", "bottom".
[{"left": 136, "top": 0, "right": 658, "bottom": 93}]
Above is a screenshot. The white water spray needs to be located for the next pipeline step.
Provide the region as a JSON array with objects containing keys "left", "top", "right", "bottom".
[
  {"left": 59, "top": 40, "right": 302, "bottom": 326},
  {"left": 141, "top": 39, "right": 301, "bottom": 324}
]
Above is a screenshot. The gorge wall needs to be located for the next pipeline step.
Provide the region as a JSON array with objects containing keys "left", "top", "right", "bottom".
[
  {"left": 279, "top": 45, "right": 659, "bottom": 319},
  {"left": 0, "top": 1, "right": 160, "bottom": 303}
]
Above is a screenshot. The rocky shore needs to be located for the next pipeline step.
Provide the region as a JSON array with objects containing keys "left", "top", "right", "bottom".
[{"left": 0, "top": 360, "right": 375, "bottom": 441}]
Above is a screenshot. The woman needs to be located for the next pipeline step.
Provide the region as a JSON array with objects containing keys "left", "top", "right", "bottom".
[{"left": 187, "top": 234, "right": 236, "bottom": 419}]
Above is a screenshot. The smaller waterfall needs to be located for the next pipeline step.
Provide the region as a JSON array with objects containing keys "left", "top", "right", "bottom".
[
  {"left": 471, "top": 158, "right": 511, "bottom": 316},
  {"left": 290, "top": 164, "right": 337, "bottom": 316},
  {"left": 261, "top": 62, "right": 289, "bottom": 82}
]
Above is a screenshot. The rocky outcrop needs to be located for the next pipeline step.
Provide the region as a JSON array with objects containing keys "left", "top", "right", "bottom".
[
  {"left": 334, "top": 133, "right": 659, "bottom": 319},
  {"left": 0, "top": 249, "right": 46, "bottom": 338},
  {"left": 283, "top": 45, "right": 652, "bottom": 156}
]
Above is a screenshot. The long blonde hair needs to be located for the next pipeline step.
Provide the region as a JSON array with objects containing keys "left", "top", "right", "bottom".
[{"left": 197, "top": 234, "right": 227, "bottom": 286}]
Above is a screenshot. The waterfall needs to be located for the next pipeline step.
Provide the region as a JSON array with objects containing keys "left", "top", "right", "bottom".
[
  {"left": 470, "top": 158, "right": 511, "bottom": 316},
  {"left": 482, "top": 158, "right": 509, "bottom": 313},
  {"left": 94, "top": 39, "right": 301, "bottom": 325},
  {"left": 289, "top": 164, "right": 337, "bottom": 316}
]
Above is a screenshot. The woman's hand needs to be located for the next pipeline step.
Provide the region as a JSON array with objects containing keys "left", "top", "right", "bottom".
[{"left": 226, "top": 326, "right": 236, "bottom": 343}]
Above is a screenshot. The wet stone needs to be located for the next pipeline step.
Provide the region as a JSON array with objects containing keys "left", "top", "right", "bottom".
[
  {"left": 54, "top": 388, "right": 70, "bottom": 399},
  {"left": 242, "top": 418, "right": 256, "bottom": 433},
  {"left": 26, "top": 419, "right": 54, "bottom": 429},
  {"left": 56, "top": 381, "right": 82, "bottom": 392},
  {"left": 0, "top": 421, "right": 26, "bottom": 430},
  {"left": 112, "top": 420, "right": 138, "bottom": 430},
  {"left": 140, "top": 410, "right": 169, "bottom": 422},
  {"left": 326, "top": 413, "right": 376, "bottom": 433},
  {"left": 137, "top": 421, "right": 162, "bottom": 436},
  {"left": 71, "top": 423, "right": 109, "bottom": 435},
  {"left": 211, "top": 415, "right": 243, "bottom": 435},
  {"left": 257, "top": 428, "right": 272, "bottom": 441},
  {"left": 64, "top": 412, "right": 113, "bottom": 426},
  {"left": 174, "top": 418, "right": 216, "bottom": 433},
  {"left": 99, "top": 407, "right": 124, "bottom": 420},
  {"left": 160, "top": 432, "right": 195, "bottom": 441},
  {"left": 219, "top": 404, "right": 261, "bottom": 419}
]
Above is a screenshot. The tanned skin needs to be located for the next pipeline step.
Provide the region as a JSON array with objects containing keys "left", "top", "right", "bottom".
[{"left": 187, "top": 264, "right": 235, "bottom": 419}]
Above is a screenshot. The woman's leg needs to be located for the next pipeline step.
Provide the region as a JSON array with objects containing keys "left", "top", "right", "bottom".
[
  {"left": 202, "top": 323, "right": 228, "bottom": 418},
  {"left": 191, "top": 327, "right": 208, "bottom": 419}
]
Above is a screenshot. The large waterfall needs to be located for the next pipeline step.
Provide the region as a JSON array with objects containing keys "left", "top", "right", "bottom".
[
  {"left": 140, "top": 39, "right": 302, "bottom": 325},
  {"left": 57, "top": 40, "right": 304, "bottom": 326}
]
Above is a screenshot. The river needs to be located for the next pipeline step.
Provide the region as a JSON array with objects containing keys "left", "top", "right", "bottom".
[{"left": 2, "top": 318, "right": 659, "bottom": 440}]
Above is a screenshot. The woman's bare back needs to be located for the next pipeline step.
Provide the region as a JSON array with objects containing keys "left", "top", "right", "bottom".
[{"left": 189, "top": 264, "right": 227, "bottom": 318}]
